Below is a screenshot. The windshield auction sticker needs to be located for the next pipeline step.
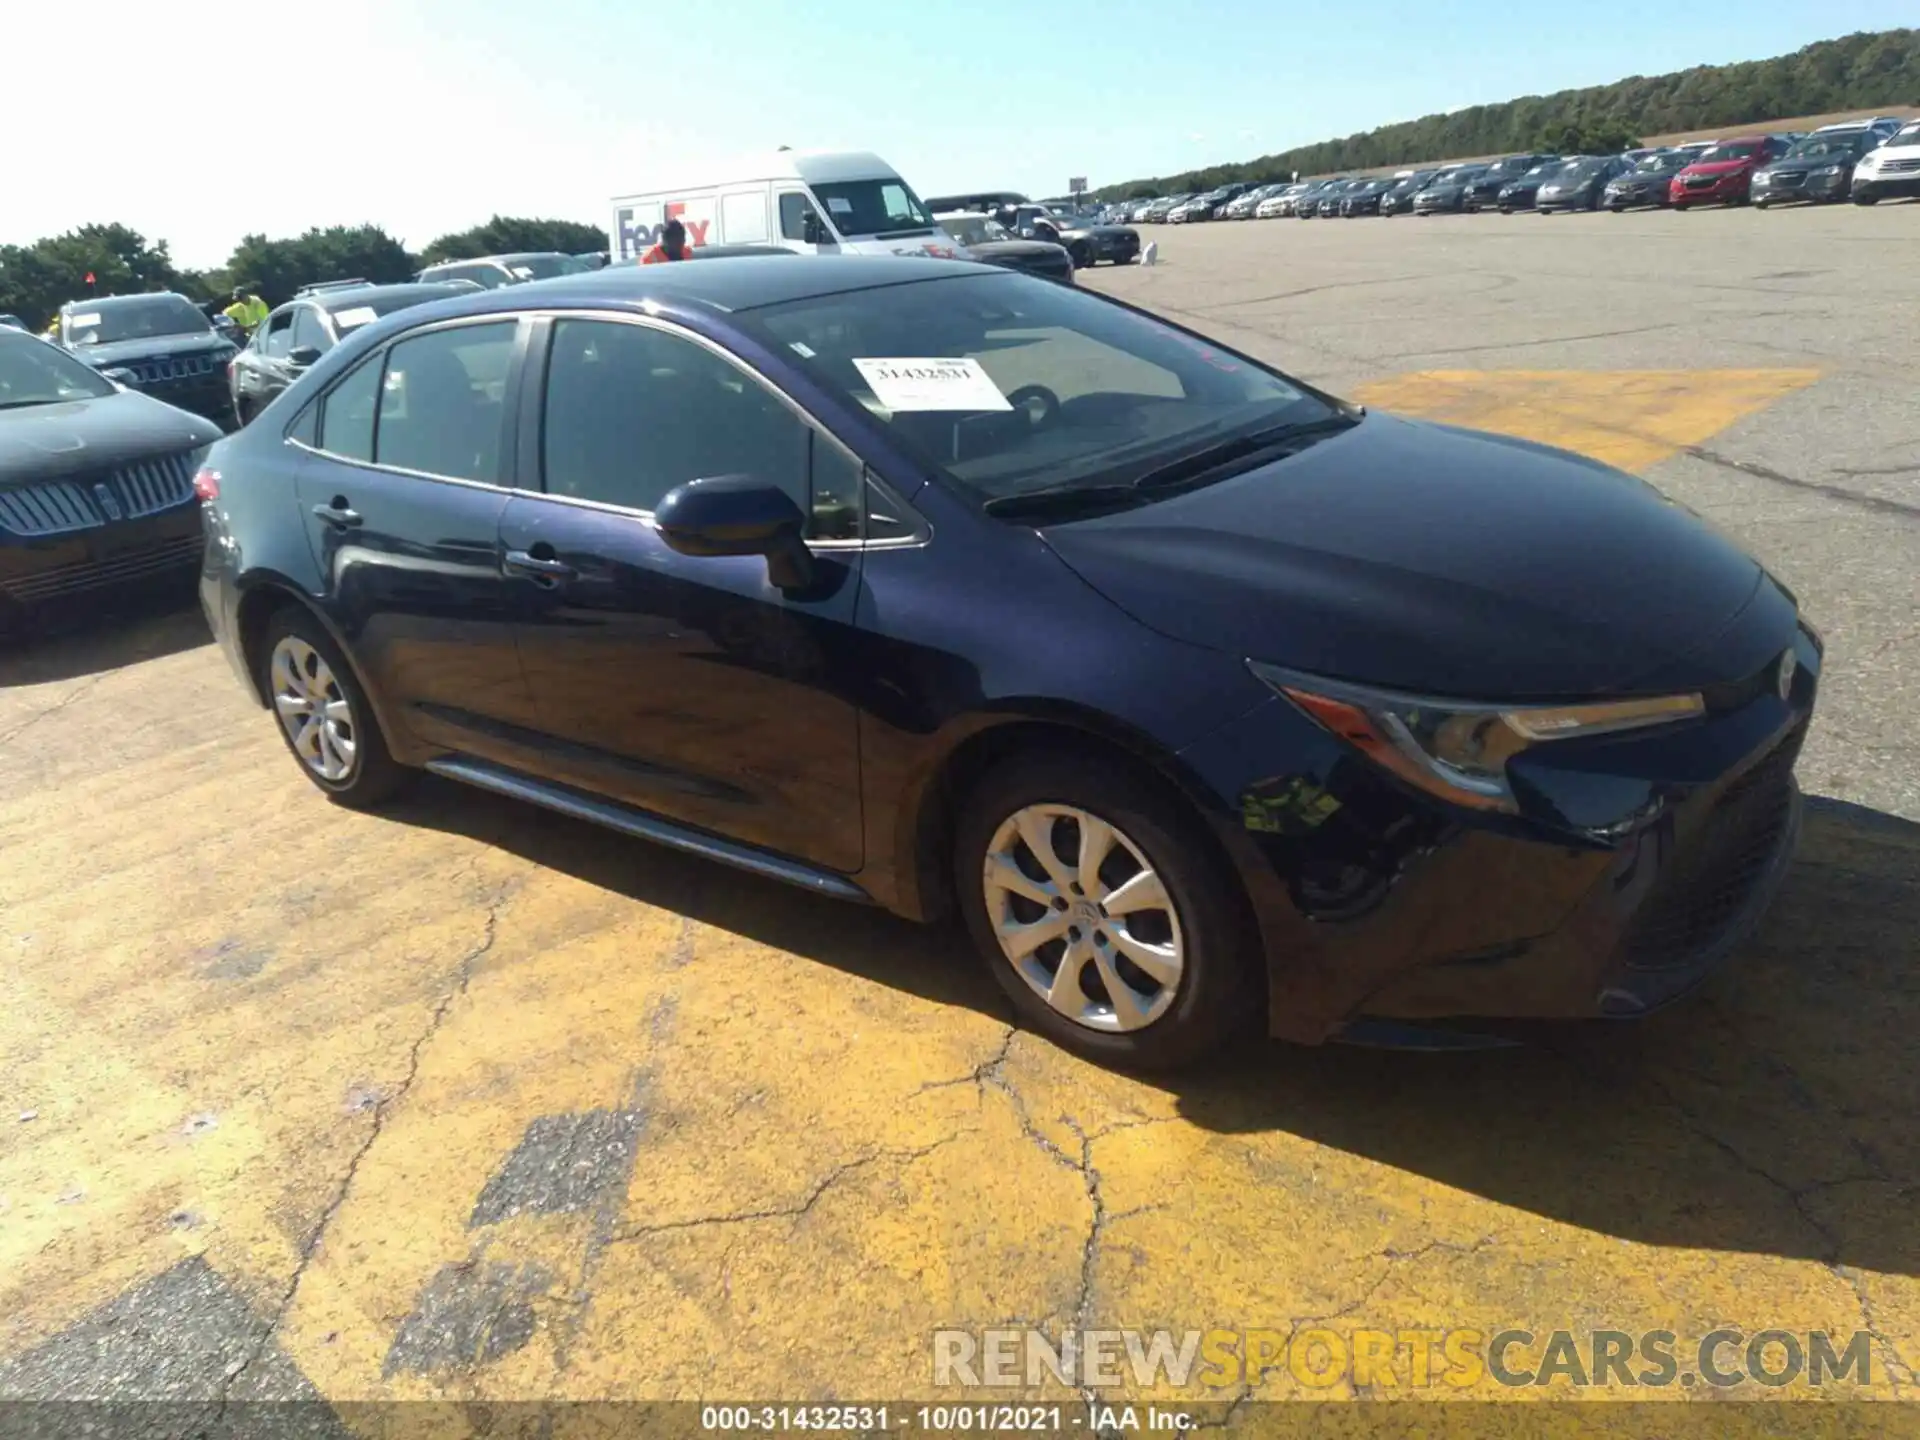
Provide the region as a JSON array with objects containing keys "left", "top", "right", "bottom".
[{"left": 852, "top": 357, "right": 1012, "bottom": 412}]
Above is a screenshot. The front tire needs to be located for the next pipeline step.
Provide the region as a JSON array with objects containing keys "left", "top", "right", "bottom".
[
  {"left": 256, "top": 606, "right": 409, "bottom": 808},
  {"left": 954, "top": 750, "right": 1258, "bottom": 1071}
]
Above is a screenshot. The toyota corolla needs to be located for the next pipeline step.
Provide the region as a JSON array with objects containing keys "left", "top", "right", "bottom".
[{"left": 195, "top": 258, "right": 1820, "bottom": 1071}]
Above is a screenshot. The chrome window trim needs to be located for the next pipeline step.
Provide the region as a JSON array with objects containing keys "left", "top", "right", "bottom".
[
  {"left": 525, "top": 307, "right": 932, "bottom": 550},
  {"left": 283, "top": 306, "right": 933, "bottom": 552}
]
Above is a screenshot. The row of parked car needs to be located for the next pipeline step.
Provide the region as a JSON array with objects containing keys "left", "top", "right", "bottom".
[{"left": 1104, "top": 115, "right": 1919, "bottom": 221}]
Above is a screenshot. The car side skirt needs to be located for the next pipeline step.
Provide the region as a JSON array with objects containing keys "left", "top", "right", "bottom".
[{"left": 425, "top": 754, "right": 873, "bottom": 904}]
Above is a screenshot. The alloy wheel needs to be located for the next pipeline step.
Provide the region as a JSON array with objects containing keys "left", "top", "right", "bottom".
[
  {"left": 269, "top": 636, "right": 357, "bottom": 782},
  {"left": 981, "top": 804, "right": 1184, "bottom": 1033}
]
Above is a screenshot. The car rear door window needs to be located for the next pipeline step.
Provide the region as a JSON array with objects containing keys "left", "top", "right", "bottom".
[
  {"left": 374, "top": 322, "right": 516, "bottom": 482},
  {"left": 318, "top": 353, "right": 381, "bottom": 462},
  {"left": 540, "top": 318, "right": 809, "bottom": 517}
]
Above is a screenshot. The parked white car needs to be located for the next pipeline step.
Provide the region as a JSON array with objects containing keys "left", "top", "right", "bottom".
[{"left": 1851, "top": 119, "right": 1920, "bottom": 204}]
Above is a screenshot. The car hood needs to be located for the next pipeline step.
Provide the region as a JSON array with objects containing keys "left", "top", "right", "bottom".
[
  {"left": 1680, "top": 159, "right": 1753, "bottom": 178},
  {"left": 966, "top": 240, "right": 1069, "bottom": 262},
  {"left": 0, "top": 389, "right": 223, "bottom": 486},
  {"left": 66, "top": 331, "right": 234, "bottom": 367},
  {"left": 1760, "top": 158, "right": 1841, "bottom": 176},
  {"left": 1037, "top": 414, "right": 1781, "bottom": 699}
]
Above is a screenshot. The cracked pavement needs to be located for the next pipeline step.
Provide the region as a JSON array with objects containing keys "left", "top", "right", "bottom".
[{"left": 1, "top": 209, "right": 1917, "bottom": 1415}]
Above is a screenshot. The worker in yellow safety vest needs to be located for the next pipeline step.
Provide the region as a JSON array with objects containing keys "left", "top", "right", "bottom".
[{"left": 223, "top": 286, "right": 269, "bottom": 334}]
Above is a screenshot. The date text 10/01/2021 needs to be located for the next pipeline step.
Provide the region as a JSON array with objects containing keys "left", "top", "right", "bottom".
[{"left": 700, "top": 1405, "right": 1192, "bottom": 1431}]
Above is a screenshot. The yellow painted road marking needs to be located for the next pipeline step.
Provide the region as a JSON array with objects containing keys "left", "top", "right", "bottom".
[{"left": 1351, "top": 369, "right": 1821, "bottom": 473}]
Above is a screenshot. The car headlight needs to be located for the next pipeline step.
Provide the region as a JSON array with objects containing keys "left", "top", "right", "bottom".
[
  {"left": 1813, "top": 164, "right": 1844, "bottom": 177},
  {"left": 1250, "top": 661, "right": 1706, "bottom": 813}
]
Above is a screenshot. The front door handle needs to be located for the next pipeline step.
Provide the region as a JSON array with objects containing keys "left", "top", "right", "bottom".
[
  {"left": 312, "top": 501, "right": 362, "bottom": 528},
  {"left": 504, "top": 548, "right": 578, "bottom": 585}
]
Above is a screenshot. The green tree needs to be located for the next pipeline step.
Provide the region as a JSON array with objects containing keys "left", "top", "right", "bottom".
[
  {"left": 1534, "top": 123, "right": 1644, "bottom": 154},
  {"left": 221, "top": 225, "right": 415, "bottom": 305},
  {"left": 0, "top": 224, "right": 182, "bottom": 330},
  {"left": 418, "top": 216, "right": 607, "bottom": 265}
]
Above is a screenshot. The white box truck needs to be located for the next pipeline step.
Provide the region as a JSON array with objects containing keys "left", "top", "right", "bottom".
[{"left": 609, "top": 150, "right": 970, "bottom": 263}]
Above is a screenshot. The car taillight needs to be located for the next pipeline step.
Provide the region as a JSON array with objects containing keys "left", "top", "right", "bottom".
[{"left": 193, "top": 467, "right": 221, "bottom": 501}]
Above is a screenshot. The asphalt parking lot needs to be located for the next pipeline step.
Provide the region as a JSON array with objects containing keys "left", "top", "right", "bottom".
[{"left": 3, "top": 206, "right": 1917, "bottom": 1424}]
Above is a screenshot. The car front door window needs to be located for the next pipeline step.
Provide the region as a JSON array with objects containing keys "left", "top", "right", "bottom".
[
  {"left": 541, "top": 318, "right": 811, "bottom": 517},
  {"left": 290, "top": 306, "right": 330, "bottom": 357},
  {"left": 263, "top": 310, "right": 296, "bottom": 360}
]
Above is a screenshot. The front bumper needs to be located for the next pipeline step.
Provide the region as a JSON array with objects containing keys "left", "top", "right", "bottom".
[
  {"left": 120, "top": 372, "right": 234, "bottom": 427},
  {"left": 1754, "top": 170, "right": 1851, "bottom": 203},
  {"left": 1177, "top": 625, "right": 1821, "bottom": 1044},
  {"left": 0, "top": 502, "right": 203, "bottom": 616},
  {"left": 1673, "top": 175, "right": 1750, "bottom": 204},
  {"left": 1852, "top": 170, "right": 1920, "bottom": 201},
  {"left": 1604, "top": 185, "right": 1666, "bottom": 208}
]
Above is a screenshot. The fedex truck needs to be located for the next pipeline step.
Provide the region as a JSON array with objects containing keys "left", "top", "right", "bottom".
[{"left": 609, "top": 150, "right": 970, "bottom": 263}]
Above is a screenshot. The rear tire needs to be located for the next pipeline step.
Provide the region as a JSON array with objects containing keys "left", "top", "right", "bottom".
[
  {"left": 255, "top": 605, "right": 410, "bottom": 809},
  {"left": 954, "top": 749, "right": 1259, "bottom": 1072}
]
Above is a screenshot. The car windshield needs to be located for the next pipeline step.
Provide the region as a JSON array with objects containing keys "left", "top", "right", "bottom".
[
  {"left": 1787, "top": 134, "right": 1868, "bottom": 159},
  {"left": 0, "top": 332, "right": 117, "bottom": 408},
  {"left": 329, "top": 290, "right": 453, "bottom": 336},
  {"left": 1633, "top": 153, "right": 1679, "bottom": 172},
  {"left": 809, "top": 178, "right": 935, "bottom": 238},
  {"left": 739, "top": 270, "right": 1334, "bottom": 506},
  {"left": 62, "top": 295, "right": 211, "bottom": 346},
  {"left": 1696, "top": 141, "right": 1760, "bottom": 163},
  {"left": 1892, "top": 123, "right": 1920, "bottom": 147},
  {"left": 498, "top": 254, "right": 593, "bottom": 281},
  {"left": 1561, "top": 159, "right": 1607, "bottom": 178}
]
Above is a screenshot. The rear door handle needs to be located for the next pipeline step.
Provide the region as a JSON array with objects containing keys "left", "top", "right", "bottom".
[
  {"left": 504, "top": 548, "right": 578, "bottom": 584},
  {"left": 312, "top": 501, "right": 362, "bottom": 528}
]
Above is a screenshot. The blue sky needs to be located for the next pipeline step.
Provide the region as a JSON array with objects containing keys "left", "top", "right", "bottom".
[{"left": 10, "top": 0, "right": 1904, "bottom": 266}]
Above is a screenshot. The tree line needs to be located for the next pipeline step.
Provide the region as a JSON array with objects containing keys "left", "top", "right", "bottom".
[
  {"left": 1105, "top": 27, "right": 1920, "bottom": 198},
  {"left": 0, "top": 215, "right": 607, "bottom": 331}
]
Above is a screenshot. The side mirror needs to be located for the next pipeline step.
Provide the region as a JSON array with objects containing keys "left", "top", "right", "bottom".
[
  {"left": 655, "top": 474, "right": 815, "bottom": 591},
  {"left": 101, "top": 367, "right": 137, "bottom": 386},
  {"left": 802, "top": 214, "right": 829, "bottom": 245},
  {"left": 289, "top": 345, "right": 322, "bottom": 367}
]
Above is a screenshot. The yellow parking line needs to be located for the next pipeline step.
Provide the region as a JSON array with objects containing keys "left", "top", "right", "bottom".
[{"left": 1351, "top": 369, "right": 1821, "bottom": 473}]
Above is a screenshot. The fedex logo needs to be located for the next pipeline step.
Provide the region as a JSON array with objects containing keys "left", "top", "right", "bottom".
[{"left": 615, "top": 200, "right": 713, "bottom": 259}]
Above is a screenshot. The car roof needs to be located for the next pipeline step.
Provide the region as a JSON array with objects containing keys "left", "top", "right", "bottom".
[
  {"left": 295, "top": 281, "right": 475, "bottom": 313},
  {"left": 392, "top": 254, "right": 994, "bottom": 322}
]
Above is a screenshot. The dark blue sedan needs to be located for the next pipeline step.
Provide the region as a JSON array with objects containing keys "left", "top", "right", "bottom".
[{"left": 194, "top": 256, "right": 1819, "bottom": 1070}]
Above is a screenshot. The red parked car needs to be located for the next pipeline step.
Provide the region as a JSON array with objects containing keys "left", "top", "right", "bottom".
[{"left": 1670, "top": 135, "right": 1793, "bottom": 209}]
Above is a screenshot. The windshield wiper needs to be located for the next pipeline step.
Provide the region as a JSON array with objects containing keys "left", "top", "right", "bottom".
[
  {"left": 981, "top": 412, "right": 1364, "bottom": 521},
  {"left": 1125, "top": 412, "right": 1362, "bottom": 494},
  {"left": 982, "top": 483, "right": 1147, "bottom": 520}
]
